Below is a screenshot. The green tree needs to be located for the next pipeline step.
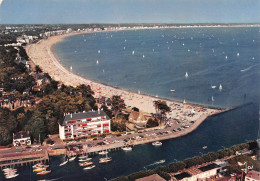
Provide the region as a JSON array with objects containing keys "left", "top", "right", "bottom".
[
  {"left": 146, "top": 118, "right": 159, "bottom": 128},
  {"left": 0, "top": 126, "right": 12, "bottom": 146},
  {"left": 111, "top": 95, "right": 126, "bottom": 122}
]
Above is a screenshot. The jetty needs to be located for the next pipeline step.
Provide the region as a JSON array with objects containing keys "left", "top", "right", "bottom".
[{"left": 0, "top": 149, "right": 49, "bottom": 168}]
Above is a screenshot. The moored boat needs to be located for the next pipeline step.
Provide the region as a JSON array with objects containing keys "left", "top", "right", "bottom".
[
  {"left": 99, "top": 157, "right": 112, "bottom": 163},
  {"left": 83, "top": 165, "right": 95, "bottom": 170},
  {"left": 98, "top": 150, "right": 108, "bottom": 155},
  {"left": 122, "top": 146, "right": 132, "bottom": 151},
  {"left": 79, "top": 162, "right": 93, "bottom": 166},
  {"left": 33, "top": 167, "right": 47, "bottom": 172},
  {"left": 79, "top": 157, "right": 92, "bottom": 162},
  {"left": 5, "top": 173, "right": 19, "bottom": 179},
  {"left": 69, "top": 156, "right": 77, "bottom": 161},
  {"left": 152, "top": 141, "right": 162, "bottom": 146},
  {"left": 37, "top": 170, "right": 51, "bottom": 175},
  {"left": 59, "top": 160, "right": 68, "bottom": 166}
]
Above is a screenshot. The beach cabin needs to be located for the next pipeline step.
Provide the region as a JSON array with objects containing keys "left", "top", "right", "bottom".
[{"left": 59, "top": 110, "right": 111, "bottom": 140}]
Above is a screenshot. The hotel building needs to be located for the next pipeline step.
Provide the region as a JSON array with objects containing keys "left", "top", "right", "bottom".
[{"left": 59, "top": 110, "right": 111, "bottom": 140}]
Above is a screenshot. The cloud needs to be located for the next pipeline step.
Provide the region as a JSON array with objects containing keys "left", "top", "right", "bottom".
[{"left": 0, "top": 0, "right": 3, "bottom": 6}]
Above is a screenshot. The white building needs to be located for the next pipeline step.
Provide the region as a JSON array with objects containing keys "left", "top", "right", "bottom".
[
  {"left": 245, "top": 170, "right": 260, "bottom": 181},
  {"left": 173, "top": 163, "right": 221, "bottom": 181},
  {"left": 13, "top": 131, "right": 31, "bottom": 147},
  {"left": 59, "top": 110, "right": 111, "bottom": 140}
]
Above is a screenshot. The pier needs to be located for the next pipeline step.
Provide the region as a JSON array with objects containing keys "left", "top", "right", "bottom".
[{"left": 0, "top": 149, "right": 49, "bottom": 168}]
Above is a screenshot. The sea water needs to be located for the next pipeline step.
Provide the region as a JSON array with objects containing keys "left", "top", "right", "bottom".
[{"left": 2, "top": 27, "right": 258, "bottom": 180}]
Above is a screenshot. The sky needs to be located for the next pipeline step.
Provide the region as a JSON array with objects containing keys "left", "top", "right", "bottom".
[{"left": 0, "top": 0, "right": 259, "bottom": 24}]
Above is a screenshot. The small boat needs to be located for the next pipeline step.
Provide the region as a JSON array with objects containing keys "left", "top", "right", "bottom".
[
  {"left": 152, "top": 141, "right": 162, "bottom": 146},
  {"left": 2, "top": 168, "right": 17, "bottom": 172},
  {"left": 219, "top": 84, "right": 223, "bottom": 91},
  {"left": 98, "top": 150, "right": 108, "bottom": 155},
  {"left": 142, "top": 54, "right": 145, "bottom": 58},
  {"left": 158, "top": 159, "right": 166, "bottom": 164},
  {"left": 69, "top": 156, "right": 77, "bottom": 161},
  {"left": 211, "top": 85, "right": 216, "bottom": 89},
  {"left": 99, "top": 157, "right": 112, "bottom": 163},
  {"left": 79, "top": 162, "right": 93, "bottom": 166},
  {"left": 33, "top": 167, "right": 47, "bottom": 172},
  {"left": 78, "top": 155, "right": 87, "bottom": 159},
  {"left": 132, "top": 50, "right": 135, "bottom": 55},
  {"left": 96, "top": 60, "right": 99, "bottom": 65},
  {"left": 83, "top": 165, "right": 95, "bottom": 170},
  {"left": 37, "top": 170, "right": 51, "bottom": 175},
  {"left": 170, "top": 90, "right": 175, "bottom": 92},
  {"left": 98, "top": 50, "right": 101, "bottom": 54},
  {"left": 183, "top": 99, "right": 186, "bottom": 104},
  {"left": 225, "top": 55, "right": 228, "bottom": 60},
  {"left": 237, "top": 53, "right": 239, "bottom": 56},
  {"left": 185, "top": 72, "right": 188, "bottom": 78},
  {"left": 5, "top": 173, "right": 19, "bottom": 179},
  {"left": 203, "top": 146, "right": 207, "bottom": 149},
  {"left": 79, "top": 157, "right": 92, "bottom": 162},
  {"left": 211, "top": 96, "right": 215, "bottom": 102},
  {"left": 32, "top": 163, "right": 44, "bottom": 168},
  {"left": 122, "top": 146, "right": 132, "bottom": 151},
  {"left": 70, "top": 66, "right": 72, "bottom": 70},
  {"left": 59, "top": 160, "right": 68, "bottom": 166}
]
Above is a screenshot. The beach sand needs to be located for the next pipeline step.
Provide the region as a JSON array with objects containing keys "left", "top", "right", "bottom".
[{"left": 26, "top": 32, "right": 221, "bottom": 127}]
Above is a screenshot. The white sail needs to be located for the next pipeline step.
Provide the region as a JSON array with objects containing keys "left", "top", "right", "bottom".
[
  {"left": 132, "top": 50, "right": 135, "bottom": 55},
  {"left": 219, "top": 84, "right": 223, "bottom": 91},
  {"left": 98, "top": 50, "right": 101, "bottom": 54},
  {"left": 211, "top": 96, "right": 214, "bottom": 102},
  {"left": 96, "top": 60, "right": 99, "bottom": 65},
  {"left": 237, "top": 53, "right": 239, "bottom": 56},
  {"left": 225, "top": 56, "right": 228, "bottom": 60},
  {"left": 185, "top": 72, "right": 188, "bottom": 78}
]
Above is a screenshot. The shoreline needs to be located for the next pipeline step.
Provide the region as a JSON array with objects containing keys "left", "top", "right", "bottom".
[{"left": 25, "top": 29, "right": 222, "bottom": 130}]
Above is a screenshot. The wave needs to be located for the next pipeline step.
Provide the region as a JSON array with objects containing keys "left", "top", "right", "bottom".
[
  {"left": 240, "top": 66, "right": 254, "bottom": 72},
  {"left": 146, "top": 159, "right": 166, "bottom": 167}
]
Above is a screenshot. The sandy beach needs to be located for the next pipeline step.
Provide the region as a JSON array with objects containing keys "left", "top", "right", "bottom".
[{"left": 26, "top": 31, "right": 221, "bottom": 126}]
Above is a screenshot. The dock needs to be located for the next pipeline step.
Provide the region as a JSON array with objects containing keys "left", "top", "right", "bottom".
[{"left": 0, "top": 149, "right": 49, "bottom": 168}]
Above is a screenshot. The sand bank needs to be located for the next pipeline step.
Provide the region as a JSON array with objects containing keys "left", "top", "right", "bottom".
[{"left": 26, "top": 31, "right": 221, "bottom": 126}]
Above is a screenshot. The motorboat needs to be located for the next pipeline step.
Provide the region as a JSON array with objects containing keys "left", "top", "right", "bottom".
[
  {"left": 79, "top": 162, "right": 93, "bottom": 166},
  {"left": 79, "top": 158, "right": 92, "bottom": 162},
  {"left": 98, "top": 150, "right": 108, "bottom": 155},
  {"left": 69, "top": 156, "right": 77, "bottom": 162},
  {"left": 152, "top": 141, "right": 162, "bottom": 146},
  {"left": 59, "top": 160, "right": 68, "bottom": 166},
  {"left": 203, "top": 146, "right": 208, "bottom": 149},
  {"left": 83, "top": 165, "right": 95, "bottom": 170},
  {"left": 33, "top": 167, "right": 47, "bottom": 172},
  {"left": 122, "top": 146, "right": 132, "bottom": 151},
  {"left": 37, "top": 170, "right": 51, "bottom": 175},
  {"left": 99, "top": 157, "right": 112, "bottom": 163}
]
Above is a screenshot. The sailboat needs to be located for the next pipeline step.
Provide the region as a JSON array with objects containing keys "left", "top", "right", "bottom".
[
  {"left": 237, "top": 53, "right": 239, "bottom": 56},
  {"left": 219, "top": 84, "right": 223, "bottom": 91},
  {"left": 70, "top": 66, "right": 72, "bottom": 71},
  {"left": 59, "top": 159, "right": 68, "bottom": 166},
  {"left": 143, "top": 54, "right": 145, "bottom": 58},
  {"left": 183, "top": 99, "right": 186, "bottom": 104},
  {"left": 99, "top": 149, "right": 112, "bottom": 163},
  {"left": 225, "top": 56, "right": 228, "bottom": 60},
  {"left": 98, "top": 50, "right": 101, "bottom": 54},
  {"left": 211, "top": 96, "right": 215, "bottom": 102},
  {"left": 185, "top": 72, "right": 188, "bottom": 79},
  {"left": 96, "top": 60, "right": 99, "bottom": 65},
  {"left": 132, "top": 50, "right": 135, "bottom": 55}
]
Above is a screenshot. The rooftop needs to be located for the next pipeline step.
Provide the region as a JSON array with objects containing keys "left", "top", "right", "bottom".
[
  {"left": 174, "top": 172, "right": 192, "bottom": 180},
  {"left": 198, "top": 163, "right": 220, "bottom": 172},
  {"left": 246, "top": 170, "right": 260, "bottom": 180},
  {"left": 136, "top": 174, "right": 166, "bottom": 181},
  {"left": 13, "top": 131, "right": 30, "bottom": 140},
  {"left": 60, "top": 110, "right": 110, "bottom": 126}
]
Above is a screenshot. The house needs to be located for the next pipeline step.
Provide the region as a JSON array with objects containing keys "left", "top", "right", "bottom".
[
  {"left": 236, "top": 149, "right": 252, "bottom": 156},
  {"left": 136, "top": 174, "right": 166, "bottom": 181},
  {"left": 13, "top": 131, "right": 31, "bottom": 147},
  {"left": 59, "top": 110, "right": 111, "bottom": 140},
  {"left": 245, "top": 170, "right": 260, "bottom": 181},
  {"left": 128, "top": 110, "right": 151, "bottom": 129},
  {"left": 173, "top": 163, "right": 222, "bottom": 181}
]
